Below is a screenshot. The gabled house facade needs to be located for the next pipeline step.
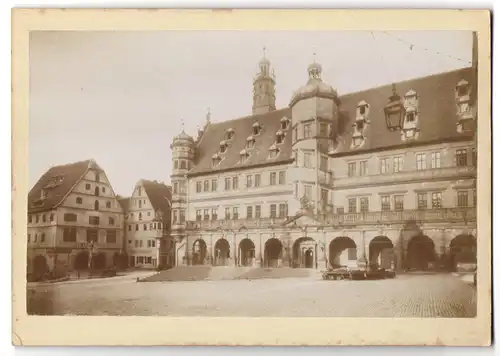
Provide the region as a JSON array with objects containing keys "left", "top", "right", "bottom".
[
  {"left": 123, "top": 179, "right": 173, "bottom": 269},
  {"left": 27, "top": 159, "right": 125, "bottom": 279}
]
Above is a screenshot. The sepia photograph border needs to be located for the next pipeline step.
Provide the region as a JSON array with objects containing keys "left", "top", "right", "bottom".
[{"left": 12, "top": 8, "right": 492, "bottom": 346}]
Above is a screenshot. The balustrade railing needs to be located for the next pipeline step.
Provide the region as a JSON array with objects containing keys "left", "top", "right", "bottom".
[
  {"left": 327, "top": 207, "right": 476, "bottom": 225},
  {"left": 186, "top": 217, "right": 287, "bottom": 230}
]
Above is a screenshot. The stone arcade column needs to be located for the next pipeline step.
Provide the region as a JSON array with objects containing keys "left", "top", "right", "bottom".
[
  {"left": 255, "top": 232, "right": 263, "bottom": 268},
  {"left": 316, "top": 229, "right": 327, "bottom": 269},
  {"left": 356, "top": 231, "right": 369, "bottom": 269}
]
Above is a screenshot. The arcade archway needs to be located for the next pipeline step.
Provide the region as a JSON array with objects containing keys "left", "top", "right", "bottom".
[
  {"left": 214, "top": 238, "right": 230, "bottom": 266},
  {"left": 406, "top": 235, "right": 436, "bottom": 270},
  {"left": 449, "top": 234, "right": 476, "bottom": 271},
  {"left": 264, "top": 238, "right": 282, "bottom": 268},
  {"left": 33, "top": 255, "right": 49, "bottom": 280},
  {"left": 74, "top": 251, "right": 89, "bottom": 270},
  {"left": 93, "top": 252, "right": 106, "bottom": 270},
  {"left": 239, "top": 238, "right": 255, "bottom": 267},
  {"left": 329, "top": 236, "right": 357, "bottom": 268},
  {"left": 292, "top": 237, "right": 316, "bottom": 268},
  {"left": 369, "top": 236, "right": 395, "bottom": 269},
  {"left": 192, "top": 239, "right": 208, "bottom": 265}
]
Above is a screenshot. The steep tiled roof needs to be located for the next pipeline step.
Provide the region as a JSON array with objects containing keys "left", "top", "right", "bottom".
[
  {"left": 189, "top": 67, "right": 474, "bottom": 176},
  {"left": 332, "top": 67, "right": 475, "bottom": 155},
  {"left": 142, "top": 180, "right": 172, "bottom": 216},
  {"left": 189, "top": 108, "right": 293, "bottom": 175},
  {"left": 116, "top": 196, "right": 130, "bottom": 214},
  {"left": 28, "top": 159, "right": 100, "bottom": 213}
]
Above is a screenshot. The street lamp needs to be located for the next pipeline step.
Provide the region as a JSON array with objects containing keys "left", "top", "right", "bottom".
[{"left": 384, "top": 84, "right": 405, "bottom": 132}]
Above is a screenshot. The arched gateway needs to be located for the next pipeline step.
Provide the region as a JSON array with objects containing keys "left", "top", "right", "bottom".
[
  {"left": 264, "top": 238, "right": 282, "bottom": 268},
  {"left": 239, "top": 238, "right": 255, "bottom": 267},
  {"left": 406, "top": 234, "right": 436, "bottom": 271},
  {"left": 329, "top": 236, "right": 357, "bottom": 268},
  {"left": 449, "top": 234, "right": 476, "bottom": 271},
  {"left": 192, "top": 239, "right": 207, "bottom": 265},
  {"left": 292, "top": 237, "right": 316, "bottom": 268},
  {"left": 214, "top": 238, "right": 230, "bottom": 266},
  {"left": 369, "top": 236, "right": 395, "bottom": 269}
]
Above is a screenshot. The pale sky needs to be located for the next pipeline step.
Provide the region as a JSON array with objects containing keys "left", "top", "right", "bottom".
[{"left": 29, "top": 31, "right": 473, "bottom": 196}]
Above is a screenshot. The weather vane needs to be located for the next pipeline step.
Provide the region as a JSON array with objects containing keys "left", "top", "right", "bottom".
[
  {"left": 181, "top": 118, "right": 185, "bottom": 132},
  {"left": 262, "top": 46, "right": 267, "bottom": 58}
]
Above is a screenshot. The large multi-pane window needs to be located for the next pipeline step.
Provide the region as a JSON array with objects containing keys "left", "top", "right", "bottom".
[
  {"left": 416, "top": 153, "right": 426, "bottom": 170},
  {"left": 456, "top": 149, "right": 468, "bottom": 167},
  {"left": 196, "top": 181, "right": 202, "bottom": 193},
  {"left": 303, "top": 123, "right": 312, "bottom": 139},
  {"left": 304, "top": 152, "right": 312, "bottom": 168},
  {"left": 203, "top": 209, "right": 209, "bottom": 220},
  {"left": 246, "top": 175, "right": 252, "bottom": 188},
  {"left": 270, "top": 172, "right": 277, "bottom": 185},
  {"left": 348, "top": 198, "right": 357, "bottom": 213},
  {"left": 270, "top": 204, "right": 277, "bottom": 218},
  {"left": 224, "top": 177, "right": 231, "bottom": 191},
  {"left": 279, "top": 203, "right": 288, "bottom": 218},
  {"left": 320, "top": 156, "right": 328, "bottom": 172},
  {"left": 211, "top": 179, "right": 217, "bottom": 192},
  {"left": 457, "top": 191, "right": 468, "bottom": 208},
  {"left": 279, "top": 171, "right": 286, "bottom": 185},
  {"left": 348, "top": 162, "right": 356, "bottom": 177},
  {"left": 232, "top": 207, "right": 239, "bottom": 220},
  {"left": 232, "top": 176, "right": 239, "bottom": 190},
  {"left": 431, "top": 192, "right": 443, "bottom": 208},
  {"left": 380, "top": 158, "right": 389, "bottom": 174},
  {"left": 360, "top": 161, "right": 368, "bottom": 176},
  {"left": 393, "top": 157, "right": 404, "bottom": 173},
  {"left": 417, "top": 193, "right": 428, "bottom": 210},
  {"left": 394, "top": 195, "right": 404, "bottom": 210},
  {"left": 381, "top": 195, "right": 391, "bottom": 211},
  {"left": 360, "top": 197, "right": 369, "bottom": 212},
  {"left": 246, "top": 206, "right": 253, "bottom": 219},
  {"left": 431, "top": 152, "right": 441, "bottom": 169},
  {"left": 203, "top": 180, "right": 209, "bottom": 192},
  {"left": 255, "top": 205, "right": 261, "bottom": 218},
  {"left": 255, "top": 174, "right": 261, "bottom": 187},
  {"left": 225, "top": 207, "right": 231, "bottom": 219},
  {"left": 196, "top": 210, "right": 202, "bottom": 221}
]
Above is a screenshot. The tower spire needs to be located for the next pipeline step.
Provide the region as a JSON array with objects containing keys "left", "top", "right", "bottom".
[{"left": 252, "top": 48, "right": 276, "bottom": 115}]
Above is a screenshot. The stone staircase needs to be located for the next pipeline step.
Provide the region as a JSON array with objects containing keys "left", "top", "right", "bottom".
[{"left": 139, "top": 266, "right": 321, "bottom": 282}]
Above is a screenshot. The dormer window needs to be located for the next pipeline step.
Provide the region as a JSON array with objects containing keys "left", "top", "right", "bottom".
[
  {"left": 276, "top": 130, "right": 285, "bottom": 144},
  {"left": 280, "top": 117, "right": 290, "bottom": 130},
  {"left": 225, "top": 128, "right": 235, "bottom": 140},
  {"left": 406, "top": 112, "right": 415, "bottom": 122},
  {"left": 246, "top": 136, "right": 255, "bottom": 149},
  {"left": 212, "top": 153, "right": 222, "bottom": 167},
  {"left": 219, "top": 140, "right": 228, "bottom": 153},
  {"left": 44, "top": 175, "right": 64, "bottom": 189},
  {"left": 356, "top": 100, "right": 370, "bottom": 119},
  {"left": 239, "top": 149, "right": 250, "bottom": 163},
  {"left": 252, "top": 122, "right": 262, "bottom": 135},
  {"left": 40, "top": 189, "right": 48, "bottom": 200},
  {"left": 268, "top": 144, "right": 280, "bottom": 159}
]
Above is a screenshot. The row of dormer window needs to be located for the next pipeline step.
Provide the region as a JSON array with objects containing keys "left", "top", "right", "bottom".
[
  {"left": 194, "top": 203, "right": 289, "bottom": 221},
  {"left": 195, "top": 171, "right": 286, "bottom": 194}
]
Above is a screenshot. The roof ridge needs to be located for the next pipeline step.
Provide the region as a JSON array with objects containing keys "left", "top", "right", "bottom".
[{"left": 338, "top": 66, "right": 471, "bottom": 99}]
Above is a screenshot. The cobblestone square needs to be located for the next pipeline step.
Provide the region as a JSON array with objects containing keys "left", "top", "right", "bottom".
[{"left": 28, "top": 273, "right": 476, "bottom": 317}]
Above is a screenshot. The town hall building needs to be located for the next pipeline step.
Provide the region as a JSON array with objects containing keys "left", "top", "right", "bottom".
[{"left": 170, "top": 40, "right": 478, "bottom": 272}]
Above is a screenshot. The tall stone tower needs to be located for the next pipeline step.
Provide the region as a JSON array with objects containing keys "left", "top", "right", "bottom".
[
  {"left": 252, "top": 47, "right": 276, "bottom": 115},
  {"left": 288, "top": 57, "right": 340, "bottom": 215},
  {"left": 170, "top": 127, "right": 195, "bottom": 266}
]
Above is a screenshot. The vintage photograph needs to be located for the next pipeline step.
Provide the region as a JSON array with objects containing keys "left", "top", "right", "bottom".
[{"left": 24, "top": 28, "right": 482, "bottom": 319}]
